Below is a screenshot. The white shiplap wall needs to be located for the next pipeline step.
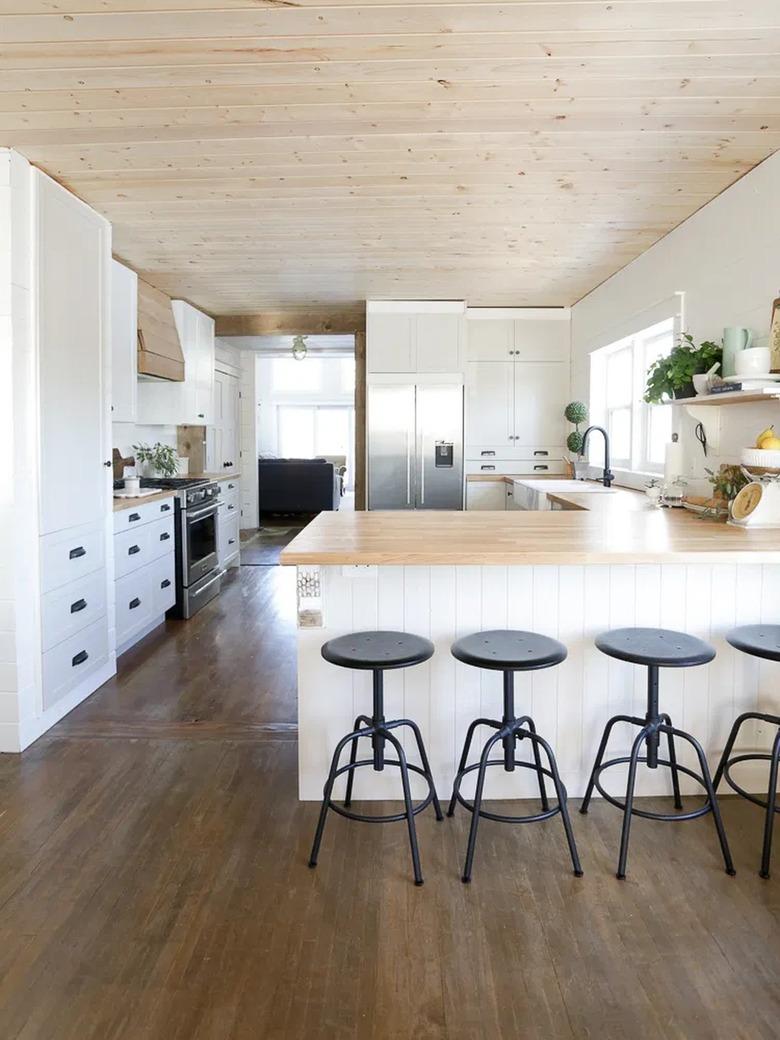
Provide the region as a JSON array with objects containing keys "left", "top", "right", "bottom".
[{"left": 298, "top": 564, "right": 780, "bottom": 801}]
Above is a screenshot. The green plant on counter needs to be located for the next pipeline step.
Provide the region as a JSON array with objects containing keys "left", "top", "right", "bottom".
[
  {"left": 133, "top": 441, "right": 178, "bottom": 478},
  {"left": 564, "top": 400, "right": 588, "bottom": 454},
  {"left": 643, "top": 333, "right": 721, "bottom": 404},
  {"left": 705, "top": 464, "right": 749, "bottom": 503}
]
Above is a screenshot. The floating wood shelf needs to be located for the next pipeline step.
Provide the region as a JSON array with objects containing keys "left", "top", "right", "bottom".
[{"left": 669, "top": 388, "right": 780, "bottom": 406}]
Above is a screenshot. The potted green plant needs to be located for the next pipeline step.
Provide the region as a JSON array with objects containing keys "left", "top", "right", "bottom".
[
  {"left": 133, "top": 442, "right": 178, "bottom": 478},
  {"left": 564, "top": 401, "right": 588, "bottom": 454},
  {"left": 643, "top": 333, "right": 721, "bottom": 404}
]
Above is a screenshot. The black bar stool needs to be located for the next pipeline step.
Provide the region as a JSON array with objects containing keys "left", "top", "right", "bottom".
[
  {"left": 714, "top": 625, "right": 780, "bottom": 879},
  {"left": 448, "top": 630, "right": 583, "bottom": 883},
  {"left": 580, "top": 627, "right": 735, "bottom": 879},
  {"left": 308, "top": 630, "right": 443, "bottom": 886}
]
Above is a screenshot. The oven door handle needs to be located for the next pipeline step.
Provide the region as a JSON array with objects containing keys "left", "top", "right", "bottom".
[{"left": 185, "top": 504, "right": 219, "bottom": 524}]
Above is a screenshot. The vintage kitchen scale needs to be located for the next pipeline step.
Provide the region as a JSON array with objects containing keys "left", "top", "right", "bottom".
[{"left": 729, "top": 471, "right": 780, "bottom": 528}]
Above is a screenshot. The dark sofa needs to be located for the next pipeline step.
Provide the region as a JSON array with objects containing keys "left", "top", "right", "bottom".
[{"left": 258, "top": 458, "right": 341, "bottom": 517}]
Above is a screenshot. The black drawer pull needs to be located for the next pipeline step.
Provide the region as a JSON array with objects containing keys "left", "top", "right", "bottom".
[
  {"left": 160, "top": 531, "right": 170, "bottom": 541},
  {"left": 128, "top": 512, "right": 141, "bottom": 522},
  {"left": 227, "top": 504, "right": 234, "bottom": 511},
  {"left": 480, "top": 465, "right": 495, "bottom": 471},
  {"left": 534, "top": 465, "right": 549, "bottom": 471},
  {"left": 227, "top": 483, "right": 235, "bottom": 490},
  {"left": 129, "top": 597, "right": 141, "bottom": 609},
  {"left": 480, "top": 450, "right": 496, "bottom": 457},
  {"left": 533, "top": 450, "right": 549, "bottom": 457},
  {"left": 160, "top": 503, "right": 171, "bottom": 512},
  {"left": 70, "top": 598, "right": 87, "bottom": 614},
  {"left": 160, "top": 579, "right": 171, "bottom": 589},
  {"left": 228, "top": 538, "right": 235, "bottom": 546},
  {"left": 69, "top": 546, "right": 86, "bottom": 560},
  {"left": 72, "top": 650, "right": 89, "bottom": 667},
  {"left": 128, "top": 544, "right": 141, "bottom": 556}
]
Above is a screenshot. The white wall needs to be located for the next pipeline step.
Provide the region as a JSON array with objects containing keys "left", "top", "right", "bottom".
[
  {"left": 572, "top": 151, "right": 780, "bottom": 491},
  {"left": 112, "top": 422, "right": 177, "bottom": 467}
]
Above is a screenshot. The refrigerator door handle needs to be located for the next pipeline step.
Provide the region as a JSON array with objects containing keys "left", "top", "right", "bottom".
[
  {"left": 419, "top": 433, "right": 425, "bottom": 505},
  {"left": 406, "top": 428, "right": 412, "bottom": 505}
]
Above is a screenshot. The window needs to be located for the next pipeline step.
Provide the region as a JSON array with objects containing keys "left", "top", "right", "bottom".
[
  {"left": 277, "top": 404, "right": 355, "bottom": 490},
  {"left": 589, "top": 318, "right": 674, "bottom": 476}
]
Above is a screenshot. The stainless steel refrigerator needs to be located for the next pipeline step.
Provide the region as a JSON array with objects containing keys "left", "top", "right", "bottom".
[{"left": 367, "top": 383, "right": 464, "bottom": 509}]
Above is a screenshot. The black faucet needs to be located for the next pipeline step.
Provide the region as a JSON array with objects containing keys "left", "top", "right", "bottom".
[{"left": 579, "top": 425, "right": 614, "bottom": 488}]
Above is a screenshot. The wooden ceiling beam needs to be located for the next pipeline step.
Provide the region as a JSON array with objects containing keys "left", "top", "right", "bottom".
[{"left": 215, "top": 309, "right": 366, "bottom": 337}]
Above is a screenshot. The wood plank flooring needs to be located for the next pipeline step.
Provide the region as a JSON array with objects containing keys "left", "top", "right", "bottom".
[{"left": 0, "top": 566, "right": 777, "bottom": 1039}]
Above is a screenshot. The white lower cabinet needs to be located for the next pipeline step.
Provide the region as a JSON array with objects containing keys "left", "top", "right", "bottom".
[
  {"left": 114, "top": 497, "right": 175, "bottom": 654},
  {"left": 42, "top": 617, "right": 111, "bottom": 712},
  {"left": 466, "top": 480, "right": 507, "bottom": 510},
  {"left": 217, "top": 477, "right": 241, "bottom": 570},
  {"left": 41, "top": 570, "right": 108, "bottom": 653}
]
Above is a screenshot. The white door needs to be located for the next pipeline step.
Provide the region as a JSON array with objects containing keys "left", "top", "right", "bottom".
[
  {"left": 36, "top": 172, "right": 110, "bottom": 535},
  {"left": 415, "top": 313, "right": 461, "bottom": 372},
  {"left": 367, "top": 313, "right": 414, "bottom": 372},
  {"left": 513, "top": 362, "right": 568, "bottom": 449},
  {"left": 110, "top": 260, "right": 137, "bottom": 424},
  {"left": 465, "top": 319, "right": 514, "bottom": 362},
  {"left": 465, "top": 361, "right": 514, "bottom": 451}
]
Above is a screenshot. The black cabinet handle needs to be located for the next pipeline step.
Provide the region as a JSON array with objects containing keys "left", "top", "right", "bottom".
[
  {"left": 480, "top": 465, "right": 496, "bottom": 471},
  {"left": 533, "top": 450, "right": 549, "bottom": 457},
  {"left": 128, "top": 544, "right": 141, "bottom": 556},
  {"left": 104, "top": 460, "right": 112, "bottom": 468},
  {"left": 69, "top": 546, "right": 86, "bottom": 559},
  {"left": 72, "top": 650, "right": 89, "bottom": 667},
  {"left": 70, "top": 598, "right": 87, "bottom": 614},
  {"left": 534, "top": 464, "right": 549, "bottom": 471},
  {"left": 480, "top": 450, "right": 496, "bottom": 457},
  {"left": 228, "top": 538, "right": 235, "bottom": 546},
  {"left": 227, "top": 483, "right": 235, "bottom": 490},
  {"left": 197, "top": 413, "right": 205, "bottom": 418},
  {"left": 161, "top": 579, "right": 171, "bottom": 589},
  {"left": 227, "top": 504, "right": 234, "bottom": 511},
  {"left": 160, "top": 531, "right": 170, "bottom": 541},
  {"left": 129, "top": 597, "right": 141, "bottom": 609},
  {"left": 160, "top": 503, "right": 171, "bottom": 512},
  {"left": 128, "top": 512, "right": 141, "bottom": 522}
]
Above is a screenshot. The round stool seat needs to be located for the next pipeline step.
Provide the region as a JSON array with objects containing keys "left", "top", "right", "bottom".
[
  {"left": 451, "top": 629, "right": 566, "bottom": 671},
  {"left": 727, "top": 625, "right": 780, "bottom": 663},
  {"left": 321, "top": 630, "right": 434, "bottom": 670},
  {"left": 596, "top": 627, "right": 715, "bottom": 668}
]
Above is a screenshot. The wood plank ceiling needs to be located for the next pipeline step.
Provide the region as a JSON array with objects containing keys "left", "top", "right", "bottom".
[{"left": 1, "top": 1, "right": 779, "bottom": 315}]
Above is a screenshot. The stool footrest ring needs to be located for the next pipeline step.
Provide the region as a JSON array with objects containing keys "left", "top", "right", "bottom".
[
  {"left": 326, "top": 758, "right": 434, "bottom": 823},
  {"left": 594, "top": 755, "right": 713, "bottom": 821},
  {"left": 454, "top": 759, "right": 564, "bottom": 824},
  {"left": 723, "top": 754, "right": 780, "bottom": 813}
]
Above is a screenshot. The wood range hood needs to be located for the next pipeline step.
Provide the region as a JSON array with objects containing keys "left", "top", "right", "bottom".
[{"left": 137, "top": 277, "right": 185, "bottom": 381}]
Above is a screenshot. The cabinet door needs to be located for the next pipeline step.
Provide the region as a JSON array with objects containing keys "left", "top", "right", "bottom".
[
  {"left": 415, "top": 313, "right": 461, "bottom": 372},
  {"left": 465, "top": 362, "right": 514, "bottom": 451},
  {"left": 36, "top": 172, "right": 110, "bottom": 535},
  {"left": 367, "top": 313, "right": 414, "bottom": 372},
  {"left": 513, "top": 362, "right": 568, "bottom": 448},
  {"left": 110, "top": 260, "right": 137, "bottom": 423},
  {"left": 194, "top": 310, "right": 215, "bottom": 424},
  {"left": 513, "top": 319, "right": 570, "bottom": 362},
  {"left": 466, "top": 319, "right": 514, "bottom": 362},
  {"left": 213, "top": 369, "right": 239, "bottom": 471},
  {"left": 466, "top": 480, "right": 506, "bottom": 510}
]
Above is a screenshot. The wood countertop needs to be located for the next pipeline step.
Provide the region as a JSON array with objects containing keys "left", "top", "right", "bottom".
[
  {"left": 280, "top": 506, "right": 780, "bottom": 566},
  {"left": 113, "top": 490, "right": 175, "bottom": 512}
]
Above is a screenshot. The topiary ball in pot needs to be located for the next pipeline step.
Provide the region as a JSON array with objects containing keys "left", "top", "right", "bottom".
[
  {"left": 565, "top": 401, "right": 588, "bottom": 425},
  {"left": 567, "top": 430, "right": 584, "bottom": 454}
]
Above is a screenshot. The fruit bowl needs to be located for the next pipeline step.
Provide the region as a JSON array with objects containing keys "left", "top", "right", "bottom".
[{"left": 741, "top": 447, "right": 780, "bottom": 472}]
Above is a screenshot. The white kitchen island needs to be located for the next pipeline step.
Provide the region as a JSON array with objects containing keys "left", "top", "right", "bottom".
[{"left": 281, "top": 505, "right": 780, "bottom": 802}]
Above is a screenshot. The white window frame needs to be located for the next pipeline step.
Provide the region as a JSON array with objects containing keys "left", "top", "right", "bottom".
[{"left": 589, "top": 317, "right": 675, "bottom": 481}]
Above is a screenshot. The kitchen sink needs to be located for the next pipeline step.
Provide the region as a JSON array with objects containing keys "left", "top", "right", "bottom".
[{"left": 512, "top": 479, "right": 616, "bottom": 510}]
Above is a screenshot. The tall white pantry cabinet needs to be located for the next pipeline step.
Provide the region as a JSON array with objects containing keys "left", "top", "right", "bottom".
[{"left": 0, "top": 150, "right": 115, "bottom": 752}]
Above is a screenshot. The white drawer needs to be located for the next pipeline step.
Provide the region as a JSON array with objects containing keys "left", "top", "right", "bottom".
[
  {"left": 465, "top": 459, "right": 568, "bottom": 476},
  {"left": 114, "top": 514, "right": 174, "bottom": 578},
  {"left": 115, "top": 566, "right": 155, "bottom": 647},
  {"left": 219, "top": 510, "right": 240, "bottom": 567},
  {"left": 152, "top": 554, "right": 176, "bottom": 615},
  {"left": 467, "top": 446, "right": 565, "bottom": 463},
  {"left": 41, "top": 570, "right": 107, "bottom": 652},
  {"left": 41, "top": 522, "right": 105, "bottom": 594},
  {"left": 42, "top": 616, "right": 109, "bottom": 711},
  {"left": 221, "top": 481, "right": 240, "bottom": 517},
  {"left": 113, "top": 495, "right": 174, "bottom": 535}
]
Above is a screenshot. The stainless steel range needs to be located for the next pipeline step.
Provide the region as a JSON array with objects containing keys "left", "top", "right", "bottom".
[{"left": 141, "top": 477, "right": 222, "bottom": 618}]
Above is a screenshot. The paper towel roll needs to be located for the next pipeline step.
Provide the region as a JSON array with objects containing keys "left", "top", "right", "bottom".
[{"left": 664, "top": 434, "right": 683, "bottom": 482}]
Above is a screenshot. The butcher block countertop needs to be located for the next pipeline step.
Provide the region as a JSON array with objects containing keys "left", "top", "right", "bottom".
[
  {"left": 281, "top": 505, "right": 780, "bottom": 566},
  {"left": 112, "top": 490, "right": 174, "bottom": 512}
]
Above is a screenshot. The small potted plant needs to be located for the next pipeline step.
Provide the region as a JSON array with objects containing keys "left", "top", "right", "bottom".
[
  {"left": 643, "top": 333, "right": 721, "bottom": 404},
  {"left": 133, "top": 442, "right": 178, "bottom": 478},
  {"left": 564, "top": 401, "right": 588, "bottom": 454}
]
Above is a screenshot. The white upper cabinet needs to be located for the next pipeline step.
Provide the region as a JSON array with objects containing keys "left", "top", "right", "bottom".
[
  {"left": 466, "top": 319, "right": 514, "bottom": 361},
  {"left": 36, "top": 171, "right": 111, "bottom": 535},
  {"left": 172, "top": 300, "right": 215, "bottom": 425},
  {"left": 367, "top": 303, "right": 464, "bottom": 374},
  {"left": 513, "top": 362, "right": 568, "bottom": 448},
  {"left": 513, "top": 319, "right": 570, "bottom": 362},
  {"left": 110, "top": 259, "right": 137, "bottom": 424}
]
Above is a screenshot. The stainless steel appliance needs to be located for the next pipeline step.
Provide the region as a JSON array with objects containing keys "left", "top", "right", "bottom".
[
  {"left": 140, "top": 477, "right": 222, "bottom": 618},
  {"left": 368, "top": 383, "right": 463, "bottom": 509}
]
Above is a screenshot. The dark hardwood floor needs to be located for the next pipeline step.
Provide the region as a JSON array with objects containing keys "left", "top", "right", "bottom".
[{"left": 0, "top": 567, "right": 777, "bottom": 1039}]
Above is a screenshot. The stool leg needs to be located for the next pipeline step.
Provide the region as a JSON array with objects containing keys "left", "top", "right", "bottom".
[
  {"left": 381, "top": 727, "right": 424, "bottom": 886},
  {"left": 662, "top": 724, "right": 736, "bottom": 877},
  {"left": 448, "top": 718, "right": 500, "bottom": 817},
  {"left": 309, "top": 729, "right": 363, "bottom": 869},
  {"left": 523, "top": 728, "right": 583, "bottom": 877},
  {"left": 616, "top": 726, "right": 651, "bottom": 880},
  {"left": 462, "top": 729, "right": 504, "bottom": 883},
  {"left": 713, "top": 712, "right": 754, "bottom": 790},
  {"left": 660, "top": 713, "right": 683, "bottom": 811},
  {"left": 344, "top": 714, "right": 372, "bottom": 809},
  {"left": 386, "top": 718, "right": 444, "bottom": 821},
  {"left": 580, "top": 714, "right": 642, "bottom": 815},
  {"left": 759, "top": 728, "right": 780, "bottom": 879},
  {"left": 519, "top": 716, "right": 550, "bottom": 814}
]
